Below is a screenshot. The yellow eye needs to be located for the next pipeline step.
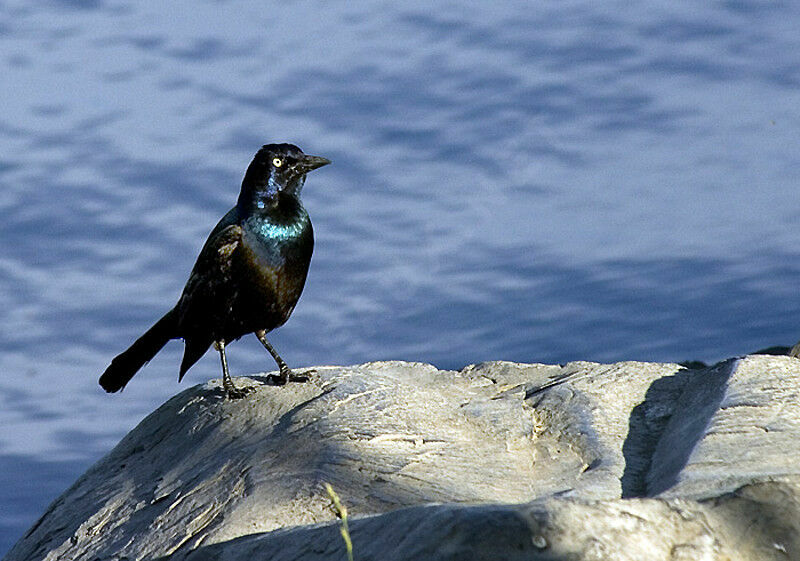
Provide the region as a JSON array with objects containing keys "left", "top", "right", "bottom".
[{"left": 272, "top": 158, "right": 283, "bottom": 167}]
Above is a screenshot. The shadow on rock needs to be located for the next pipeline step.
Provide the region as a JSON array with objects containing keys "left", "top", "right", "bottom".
[
  {"left": 156, "top": 503, "right": 563, "bottom": 561},
  {"left": 621, "top": 359, "right": 736, "bottom": 497}
]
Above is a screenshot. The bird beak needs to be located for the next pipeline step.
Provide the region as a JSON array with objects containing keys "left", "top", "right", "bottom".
[{"left": 297, "top": 154, "right": 331, "bottom": 175}]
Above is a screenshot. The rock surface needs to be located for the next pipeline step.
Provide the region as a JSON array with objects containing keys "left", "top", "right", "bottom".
[{"left": 5, "top": 356, "right": 800, "bottom": 560}]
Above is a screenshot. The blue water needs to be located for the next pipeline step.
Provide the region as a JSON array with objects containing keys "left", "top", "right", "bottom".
[{"left": 2, "top": 0, "right": 800, "bottom": 555}]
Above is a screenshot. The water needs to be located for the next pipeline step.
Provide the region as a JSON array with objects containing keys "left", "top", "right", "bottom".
[{"left": 1, "top": 0, "right": 799, "bottom": 555}]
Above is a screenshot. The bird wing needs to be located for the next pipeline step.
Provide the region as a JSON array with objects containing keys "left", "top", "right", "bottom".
[{"left": 176, "top": 222, "right": 244, "bottom": 332}]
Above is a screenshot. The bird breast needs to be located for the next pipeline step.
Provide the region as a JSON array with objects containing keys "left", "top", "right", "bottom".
[{"left": 238, "top": 212, "right": 313, "bottom": 323}]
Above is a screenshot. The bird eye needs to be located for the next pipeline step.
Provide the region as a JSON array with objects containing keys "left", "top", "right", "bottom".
[{"left": 272, "top": 158, "right": 283, "bottom": 167}]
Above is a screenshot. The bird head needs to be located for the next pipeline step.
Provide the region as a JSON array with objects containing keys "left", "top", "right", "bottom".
[{"left": 238, "top": 143, "right": 330, "bottom": 211}]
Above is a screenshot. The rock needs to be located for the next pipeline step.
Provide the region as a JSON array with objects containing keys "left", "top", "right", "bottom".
[
  {"left": 5, "top": 356, "right": 800, "bottom": 561},
  {"left": 655, "top": 356, "right": 800, "bottom": 499}
]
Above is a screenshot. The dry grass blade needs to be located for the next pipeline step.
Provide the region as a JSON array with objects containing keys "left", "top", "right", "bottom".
[{"left": 324, "top": 483, "right": 354, "bottom": 561}]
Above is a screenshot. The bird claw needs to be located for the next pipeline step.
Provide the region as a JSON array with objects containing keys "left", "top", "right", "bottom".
[
  {"left": 223, "top": 382, "right": 255, "bottom": 400},
  {"left": 266, "top": 367, "right": 314, "bottom": 386}
]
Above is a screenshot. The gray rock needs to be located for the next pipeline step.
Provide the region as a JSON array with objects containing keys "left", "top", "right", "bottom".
[
  {"left": 5, "top": 356, "right": 800, "bottom": 561},
  {"left": 656, "top": 356, "right": 800, "bottom": 500}
]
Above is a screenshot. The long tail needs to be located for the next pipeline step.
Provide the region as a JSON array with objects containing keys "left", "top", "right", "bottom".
[{"left": 99, "top": 310, "right": 177, "bottom": 392}]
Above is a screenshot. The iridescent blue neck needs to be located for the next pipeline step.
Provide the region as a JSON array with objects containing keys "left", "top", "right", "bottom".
[
  {"left": 237, "top": 175, "right": 306, "bottom": 215},
  {"left": 253, "top": 211, "right": 309, "bottom": 242}
]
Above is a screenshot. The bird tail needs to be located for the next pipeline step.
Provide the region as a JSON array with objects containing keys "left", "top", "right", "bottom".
[{"left": 99, "top": 310, "right": 177, "bottom": 392}]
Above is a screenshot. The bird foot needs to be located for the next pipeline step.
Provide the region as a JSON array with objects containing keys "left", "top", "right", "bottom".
[
  {"left": 223, "top": 380, "right": 255, "bottom": 400},
  {"left": 266, "top": 367, "right": 315, "bottom": 386}
]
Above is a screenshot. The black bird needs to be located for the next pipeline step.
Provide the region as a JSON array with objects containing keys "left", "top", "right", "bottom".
[{"left": 99, "top": 143, "right": 330, "bottom": 398}]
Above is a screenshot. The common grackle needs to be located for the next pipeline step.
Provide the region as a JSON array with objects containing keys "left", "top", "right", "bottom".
[{"left": 99, "top": 143, "right": 330, "bottom": 398}]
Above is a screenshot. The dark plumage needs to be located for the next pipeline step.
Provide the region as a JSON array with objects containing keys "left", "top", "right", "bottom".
[{"left": 99, "top": 143, "right": 330, "bottom": 398}]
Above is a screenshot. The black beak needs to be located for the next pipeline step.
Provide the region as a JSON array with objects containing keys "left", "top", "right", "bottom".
[{"left": 296, "top": 154, "right": 331, "bottom": 175}]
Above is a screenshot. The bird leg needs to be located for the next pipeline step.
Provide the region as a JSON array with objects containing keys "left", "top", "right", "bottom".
[
  {"left": 255, "top": 330, "right": 308, "bottom": 385},
  {"left": 215, "top": 340, "right": 252, "bottom": 399}
]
